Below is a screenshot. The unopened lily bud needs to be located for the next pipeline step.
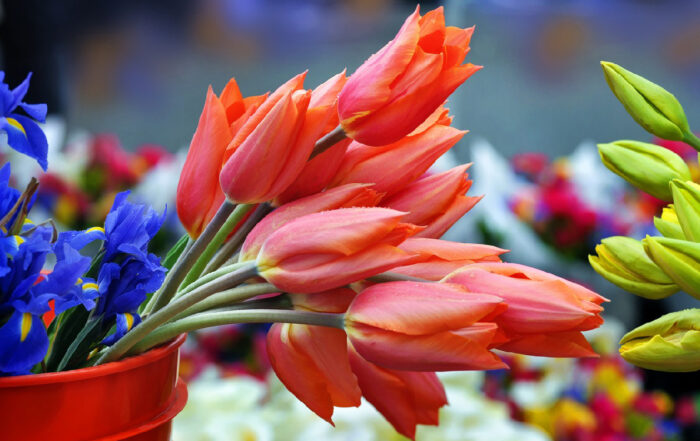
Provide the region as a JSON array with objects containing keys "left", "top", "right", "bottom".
[
  {"left": 619, "top": 309, "right": 700, "bottom": 372},
  {"left": 598, "top": 140, "right": 690, "bottom": 201},
  {"left": 670, "top": 179, "right": 700, "bottom": 241},
  {"left": 653, "top": 205, "right": 684, "bottom": 240},
  {"left": 643, "top": 236, "right": 700, "bottom": 300},
  {"left": 589, "top": 236, "right": 678, "bottom": 300},
  {"left": 601, "top": 61, "right": 690, "bottom": 140}
]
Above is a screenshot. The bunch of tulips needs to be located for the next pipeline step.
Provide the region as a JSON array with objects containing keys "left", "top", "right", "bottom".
[
  {"left": 589, "top": 62, "right": 700, "bottom": 374},
  {"left": 0, "top": 6, "right": 608, "bottom": 439}
]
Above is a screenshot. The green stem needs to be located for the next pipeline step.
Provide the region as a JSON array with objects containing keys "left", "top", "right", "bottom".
[
  {"left": 171, "top": 283, "right": 278, "bottom": 321},
  {"left": 684, "top": 131, "right": 700, "bottom": 151},
  {"left": 181, "top": 203, "right": 254, "bottom": 288},
  {"left": 203, "top": 203, "right": 273, "bottom": 274},
  {"left": 129, "top": 308, "right": 345, "bottom": 355},
  {"left": 173, "top": 261, "right": 248, "bottom": 300},
  {"left": 95, "top": 263, "right": 258, "bottom": 365},
  {"left": 146, "top": 200, "right": 237, "bottom": 314},
  {"left": 309, "top": 125, "right": 347, "bottom": 159}
]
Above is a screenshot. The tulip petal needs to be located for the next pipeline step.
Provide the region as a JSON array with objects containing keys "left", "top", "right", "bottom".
[
  {"left": 495, "top": 330, "right": 598, "bottom": 358},
  {"left": 416, "top": 194, "right": 482, "bottom": 239},
  {"left": 418, "top": 7, "right": 446, "bottom": 54},
  {"left": 289, "top": 288, "right": 358, "bottom": 313}
]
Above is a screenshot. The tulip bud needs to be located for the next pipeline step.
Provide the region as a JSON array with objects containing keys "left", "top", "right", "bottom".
[
  {"left": 670, "top": 179, "right": 700, "bottom": 241},
  {"left": 589, "top": 236, "right": 678, "bottom": 300},
  {"left": 601, "top": 61, "right": 690, "bottom": 141},
  {"left": 643, "top": 236, "right": 700, "bottom": 300},
  {"left": 653, "top": 205, "right": 685, "bottom": 240},
  {"left": 619, "top": 309, "right": 700, "bottom": 372},
  {"left": 597, "top": 140, "right": 690, "bottom": 201}
]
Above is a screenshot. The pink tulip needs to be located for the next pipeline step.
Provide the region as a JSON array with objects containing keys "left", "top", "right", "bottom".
[
  {"left": 345, "top": 281, "right": 507, "bottom": 371},
  {"left": 393, "top": 238, "right": 507, "bottom": 280},
  {"left": 254, "top": 208, "right": 424, "bottom": 293},
  {"left": 240, "top": 184, "right": 382, "bottom": 262},
  {"left": 383, "top": 164, "right": 482, "bottom": 238},
  {"left": 443, "top": 262, "right": 608, "bottom": 357},
  {"left": 329, "top": 122, "right": 465, "bottom": 198}
]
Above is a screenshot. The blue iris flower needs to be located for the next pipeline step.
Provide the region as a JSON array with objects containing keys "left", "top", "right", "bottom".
[
  {"left": 94, "top": 191, "right": 166, "bottom": 345},
  {"left": 0, "top": 72, "right": 49, "bottom": 171}
]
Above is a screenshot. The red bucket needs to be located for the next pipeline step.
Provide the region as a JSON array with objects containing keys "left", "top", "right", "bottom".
[{"left": 0, "top": 334, "right": 187, "bottom": 441}]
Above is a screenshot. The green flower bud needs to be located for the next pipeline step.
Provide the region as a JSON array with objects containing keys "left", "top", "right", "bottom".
[
  {"left": 653, "top": 205, "right": 685, "bottom": 240},
  {"left": 619, "top": 309, "right": 700, "bottom": 372},
  {"left": 598, "top": 140, "right": 691, "bottom": 201},
  {"left": 601, "top": 61, "right": 690, "bottom": 140},
  {"left": 670, "top": 179, "right": 700, "bottom": 241},
  {"left": 589, "top": 236, "right": 678, "bottom": 300},
  {"left": 643, "top": 236, "right": 700, "bottom": 300}
]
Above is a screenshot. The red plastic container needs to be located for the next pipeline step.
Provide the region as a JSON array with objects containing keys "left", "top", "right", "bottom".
[{"left": 0, "top": 334, "right": 187, "bottom": 441}]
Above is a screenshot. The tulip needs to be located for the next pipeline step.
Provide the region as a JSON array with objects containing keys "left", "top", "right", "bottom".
[
  {"left": 654, "top": 204, "right": 685, "bottom": 240},
  {"left": 338, "top": 6, "right": 480, "bottom": 146},
  {"left": 601, "top": 61, "right": 690, "bottom": 141},
  {"left": 643, "top": 236, "right": 700, "bottom": 300},
  {"left": 597, "top": 140, "right": 690, "bottom": 201},
  {"left": 589, "top": 236, "right": 678, "bottom": 300},
  {"left": 254, "top": 208, "right": 424, "bottom": 293},
  {"left": 176, "top": 79, "right": 265, "bottom": 237},
  {"left": 393, "top": 238, "right": 506, "bottom": 280},
  {"left": 219, "top": 71, "right": 348, "bottom": 204},
  {"left": 345, "top": 281, "right": 507, "bottom": 371},
  {"left": 329, "top": 122, "right": 465, "bottom": 197},
  {"left": 670, "top": 179, "right": 700, "bottom": 241},
  {"left": 240, "top": 183, "right": 382, "bottom": 261},
  {"left": 444, "top": 263, "right": 607, "bottom": 357},
  {"left": 382, "top": 164, "right": 482, "bottom": 238},
  {"left": 348, "top": 346, "right": 447, "bottom": 440},
  {"left": 619, "top": 309, "right": 700, "bottom": 372},
  {"left": 275, "top": 72, "right": 352, "bottom": 205}
]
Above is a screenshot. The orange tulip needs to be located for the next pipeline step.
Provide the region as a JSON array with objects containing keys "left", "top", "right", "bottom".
[
  {"left": 345, "top": 281, "right": 507, "bottom": 371},
  {"left": 219, "top": 71, "right": 347, "bottom": 204},
  {"left": 176, "top": 78, "right": 265, "bottom": 237},
  {"left": 443, "top": 263, "right": 608, "bottom": 357},
  {"left": 383, "top": 164, "right": 482, "bottom": 238},
  {"left": 275, "top": 72, "right": 352, "bottom": 205},
  {"left": 348, "top": 345, "right": 447, "bottom": 440},
  {"left": 393, "top": 238, "right": 507, "bottom": 280},
  {"left": 337, "top": 6, "right": 480, "bottom": 146},
  {"left": 240, "top": 183, "right": 382, "bottom": 261},
  {"left": 253, "top": 208, "right": 424, "bottom": 293},
  {"left": 329, "top": 122, "right": 465, "bottom": 197}
]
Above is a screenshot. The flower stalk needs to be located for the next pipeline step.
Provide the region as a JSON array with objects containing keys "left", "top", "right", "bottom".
[{"left": 309, "top": 125, "right": 347, "bottom": 159}]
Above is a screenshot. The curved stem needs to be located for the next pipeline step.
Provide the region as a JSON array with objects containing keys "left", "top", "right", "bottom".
[
  {"left": 203, "top": 203, "right": 273, "bottom": 274},
  {"left": 181, "top": 203, "right": 254, "bottom": 289},
  {"left": 309, "top": 125, "right": 347, "bottom": 159},
  {"left": 96, "top": 263, "right": 258, "bottom": 365},
  {"left": 146, "top": 200, "right": 236, "bottom": 314},
  {"left": 172, "top": 283, "right": 278, "bottom": 321},
  {"left": 684, "top": 131, "right": 700, "bottom": 151},
  {"left": 129, "top": 309, "right": 345, "bottom": 355},
  {"left": 173, "top": 261, "right": 248, "bottom": 300}
]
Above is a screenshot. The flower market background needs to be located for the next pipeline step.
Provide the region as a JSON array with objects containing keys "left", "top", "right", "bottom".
[{"left": 2, "top": 0, "right": 699, "bottom": 440}]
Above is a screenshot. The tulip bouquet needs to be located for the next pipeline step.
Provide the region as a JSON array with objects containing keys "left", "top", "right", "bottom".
[
  {"left": 2, "top": 6, "right": 609, "bottom": 439},
  {"left": 589, "top": 62, "right": 700, "bottom": 373}
]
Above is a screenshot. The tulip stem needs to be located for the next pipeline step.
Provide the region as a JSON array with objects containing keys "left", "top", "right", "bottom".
[
  {"left": 95, "top": 263, "right": 258, "bottom": 365},
  {"left": 171, "top": 283, "right": 279, "bottom": 321},
  {"left": 173, "top": 261, "right": 249, "bottom": 300},
  {"left": 181, "top": 203, "right": 254, "bottom": 289},
  {"left": 203, "top": 203, "right": 273, "bottom": 274},
  {"left": 368, "top": 272, "right": 431, "bottom": 283},
  {"left": 309, "top": 125, "right": 347, "bottom": 159},
  {"left": 684, "top": 131, "right": 700, "bottom": 152},
  {"left": 144, "top": 200, "right": 237, "bottom": 315},
  {"left": 129, "top": 309, "right": 345, "bottom": 355}
]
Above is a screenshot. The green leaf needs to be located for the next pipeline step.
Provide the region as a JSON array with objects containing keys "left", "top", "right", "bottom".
[
  {"left": 55, "top": 317, "right": 110, "bottom": 372},
  {"left": 163, "top": 234, "right": 190, "bottom": 271},
  {"left": 45, "top": 306, "right": 90, "bottom": 371}
]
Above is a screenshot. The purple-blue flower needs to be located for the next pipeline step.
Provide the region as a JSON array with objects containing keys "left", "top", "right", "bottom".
[{"left": 0, "top": 72, "right": 48, "bottom": 171}]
